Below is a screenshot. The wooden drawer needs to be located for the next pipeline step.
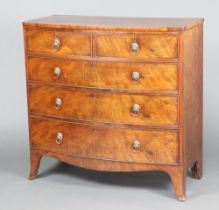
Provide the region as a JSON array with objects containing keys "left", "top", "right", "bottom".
[
  {"left": 26, "top": 30, "right": 91, "bottom": 57},
  {"left": 96, "top": 33, "right": 178, "bottom": 59},
  {"left": 28, "top": 57, "right": 177, "bottom": 91},
  {"left": 30, "top": 118, "right": 179, "bottom": 164},
  {"left": 29, "top": 85, "right": 178, "bottom": 126}
]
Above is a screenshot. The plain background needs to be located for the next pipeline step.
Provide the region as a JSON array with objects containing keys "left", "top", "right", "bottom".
[{"left": 0, "top": 0, "right": 218, "bottom": 209}]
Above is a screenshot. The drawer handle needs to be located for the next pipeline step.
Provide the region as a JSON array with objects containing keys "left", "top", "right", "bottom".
[
  {"left": 132, "top": 71, "right": 140, "bottom": 81},
  {"left": 53, "top": 35, "right": 60, "bottom": 50},
  {"left": 54, "top": 67, "right": 61, "bottom": 78},
  {"left": 56, "top": 132, "right": 63, "bottom": 145},
  {"left": 132, "top": 103, "right": 140, "bottom": 114},
  {"left": 132, "top": 140, "right": 141, "bottom": 150},
  {"left": 55, "top": 97, "right": 62, "bottom": 108},
  {"left": 131, "top": 38, "right": 139, "bottom": 53}
]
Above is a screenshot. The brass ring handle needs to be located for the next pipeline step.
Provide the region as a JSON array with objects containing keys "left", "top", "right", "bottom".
[
  {"left": 56, "top": 132, "right": 63, "bottom": 145},
  {"left": 53, "top": 35, "right": 60, "bottom": 50},
  {"left": 132, "top": 140, "right": 141, "bottom": 150},
  {"left": 55, "top": 97, "right": 62, "bottom": 108},
  {"left": 132, "top": 71, "right": 140, "bottom": 81},
  {"left": 54, "top": 67, "right": 61, "bottom": 78},
  {"left": 131, "top": 38, "right": 139, "bottom": 53},
  {"left": 132, "top": 103, "right": 140, "bottom": 114}
]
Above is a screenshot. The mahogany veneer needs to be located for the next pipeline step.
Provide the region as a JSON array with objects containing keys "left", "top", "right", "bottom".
[
  {"left": 29, "top": 85, "right": 178, "bottom": 126},
  {"left": 28, "top": 57, "right": 178, "bottom": 91},
  {"left": 23, "top": 15, "right": 204, "bottom": 201},
  {"left": 31, "top": 117, "right": 178, "bottom": 164},
  {"left": 26, "top": 30, "right": 91, "bottom": 57},
  {"left": 95, "top": 33, "right": 178, "bottom": 59}
]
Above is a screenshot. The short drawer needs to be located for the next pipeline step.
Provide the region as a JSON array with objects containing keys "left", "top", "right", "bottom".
[
  {"left": 29, "top": 85, "right": 178, "bottom": 126},
  {"left": 96, "top": 33, "right": 178, "bottom": 59},
  {"left": 30, "top": 118, "right": 179, "bottom": 164},
  {"left": 26, "top": 30, "right": 91, "bottom": 57},
  {"left": 28, "top": 57, "right": 177, "bottom": 91}
]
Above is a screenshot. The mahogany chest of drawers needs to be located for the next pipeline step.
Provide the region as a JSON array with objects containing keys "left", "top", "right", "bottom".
[{"left": 23, "top": 15, "right": 203, "bottom": 201}]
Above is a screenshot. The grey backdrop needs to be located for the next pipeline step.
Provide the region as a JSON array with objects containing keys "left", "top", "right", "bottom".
[{"left": 0, "top": 0, "right": 218, "bottom": 209}]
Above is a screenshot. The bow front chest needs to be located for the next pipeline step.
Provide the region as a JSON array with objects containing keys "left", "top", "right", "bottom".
[{"left": 23, "top": 15, "right": 203, "bottom": 201}]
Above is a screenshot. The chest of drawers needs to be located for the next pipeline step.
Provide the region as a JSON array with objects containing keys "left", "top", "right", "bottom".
[{"left": 23, "top": 15, "right": 203, "bottom": 201}]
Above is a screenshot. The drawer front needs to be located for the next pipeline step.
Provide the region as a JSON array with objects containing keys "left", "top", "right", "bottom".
[
  {"left": 96, "top": 33, "right": 178, "bottom": 59},
  {"left": 26, "top": 30, "right": 91, "bottom": 56},
  {"left": 30, "top": 118, "right": 179, "bottom": 164},
  {"left": 29, "top": 86, "right": 178, "bottom": 126},
  {"left": 28, "top": 57, "right": 177, "bottom": 91}
]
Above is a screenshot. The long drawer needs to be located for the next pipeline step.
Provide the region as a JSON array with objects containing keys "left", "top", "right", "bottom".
[
  {"left": 29, "top": 85, "right": 178, "bottom": 126},
  {"left": 28, "top": 57, "right": 177, "bottom": 91},
  {"left": 30, "top": 117, "right": 179, "bottom": 164}
]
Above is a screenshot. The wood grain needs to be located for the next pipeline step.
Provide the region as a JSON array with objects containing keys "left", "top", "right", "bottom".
[
  {"left": 182, "top": 23, "right": 203, "bottom": 178},
  {"left": 23, "top": 16, "right": 204, "bottom": 201},
  {"left": 26, "top": 30, "right": 91, "bottom": 57},
  {"left": 28, "top": 147, "right": 184, "bottom": 201},
  {"left": 23, "top": 15, "right": 204, "bottom": 32},
  {"left": 96, "top": 33, "right": 178, "bottom": 59},
  {"left": 28, "top": 149, "right": 43, "bottom": 180},
  {"left": 28, "top": 57, "right": 178, "bottom": 91},
  {"left": 30, "top": 117, "right": 179, "bottom": 164},
  {"left": 29, "top": 85, "right": 178, "bottom": 126}
]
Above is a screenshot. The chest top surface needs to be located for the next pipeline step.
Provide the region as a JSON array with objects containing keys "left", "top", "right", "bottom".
[{"left": 23, "top": 15, "right": 203, "bottom": 31}]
